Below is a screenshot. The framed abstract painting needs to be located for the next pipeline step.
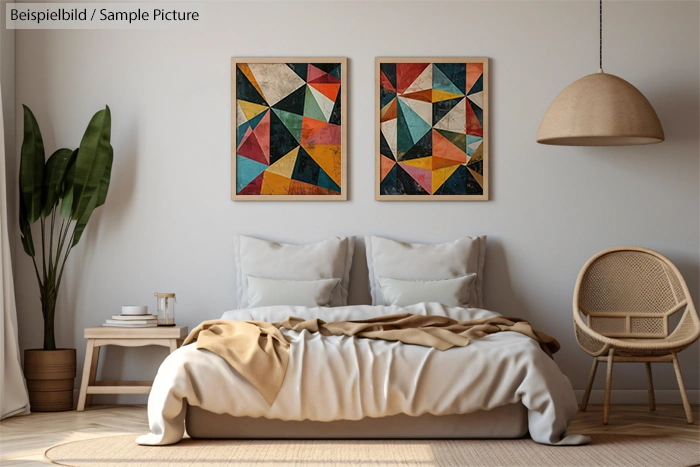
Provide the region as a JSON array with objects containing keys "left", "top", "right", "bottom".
[
  {"left": 232, "top": 58, "right": 347, "bottom": 200},
  {"left": 375, "top": 58, "right": 488, "bottom": 201}
]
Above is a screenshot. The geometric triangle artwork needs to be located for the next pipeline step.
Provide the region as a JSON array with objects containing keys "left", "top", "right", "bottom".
[
  {"left": 378, "top": 59, "right": 488, "bottom": 199},
  {"left": 233, "top": 59, "right": 346, "bottom": 199}
]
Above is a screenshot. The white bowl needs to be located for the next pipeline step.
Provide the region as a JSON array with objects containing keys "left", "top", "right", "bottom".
[{"left": 122, "top": 305, "right": 148, "bottom": 315}]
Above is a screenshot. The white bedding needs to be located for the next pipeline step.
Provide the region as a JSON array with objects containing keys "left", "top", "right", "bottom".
[{"left": 137, "top": 303, "right": 589, "bottom": 446}]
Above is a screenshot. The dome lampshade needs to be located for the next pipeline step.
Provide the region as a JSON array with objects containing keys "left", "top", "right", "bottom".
[{"left": 536, "top": 69, "right": 664, "bottom": 146}]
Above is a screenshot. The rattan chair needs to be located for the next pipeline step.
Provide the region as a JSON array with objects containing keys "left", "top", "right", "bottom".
[{"left": 573, "top": 246, "right": 700, "bottom": 425}]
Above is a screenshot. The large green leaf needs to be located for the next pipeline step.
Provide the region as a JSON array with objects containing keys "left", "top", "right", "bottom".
[
  {"left": 95, "top": 145, "right": 113, "bottom": 207},
  {"left": 71, "top": 144, "right": 113, "bottom": 246},
  {"left": 71, "top": 189, "right": 98, "bottom": 247},
  {"left": 59, "top": 162, "right": 76, "bottom": 220},
  {"left": 19, "top": 195, "right": 35, "bottom": 256},
  {"left": 41, "top": 148, "right": 75, "bottom": 218},
  {"left": 19, "top": 105, "right": 45, "bottom": 224},
  {"left": 71, "top": 106, "right": 111, "bottom": 221}
]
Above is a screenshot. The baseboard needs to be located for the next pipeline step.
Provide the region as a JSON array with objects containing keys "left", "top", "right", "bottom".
[{"left": 575, "top": 389, "right": 699, "bottom": 405}]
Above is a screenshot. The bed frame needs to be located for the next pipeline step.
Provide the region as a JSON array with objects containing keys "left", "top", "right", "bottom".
[{"left": 185, "top": 403, "right": 528, "bottom": 439}]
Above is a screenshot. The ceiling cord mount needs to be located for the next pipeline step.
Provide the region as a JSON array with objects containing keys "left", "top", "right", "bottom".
[{"left": 599, "top": 0, "right": 603, "bottom": 70}]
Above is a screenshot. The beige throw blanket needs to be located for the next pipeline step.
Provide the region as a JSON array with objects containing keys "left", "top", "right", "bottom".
[{"left": 183, "top": 313, "right": 560, "bottom": 406}]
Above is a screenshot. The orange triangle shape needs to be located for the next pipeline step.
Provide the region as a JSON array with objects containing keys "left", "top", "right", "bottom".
[
  {"left": 380, "top": 155, "right": 396, "bottom": 181},
  {"left": 401, "top": 89, "right": 432, "bottom": 103},
  {"left": 302, "top": 144, "right": 342, "bottom": 186},
  {"left": 301, "top": 117, "right": 328, "bottom": 144},
  {"left": 432, "top": 156, "right": 461, "bottom": 170},
  {"left": 432, "top": 129, "right": 467, "bottom": 164},
  {"left": 261, "top": 171, "right": 292, "bottom": 195},
  {"left": 380, "top": 98, "right": 397, "bottom": 122},
  {"left": 309, "top": 83, "right": 340, "bottom": 102},
  {"left": 466, "top": 63, "right": 483, "bottom": 95},
  {"left": 289, "top": 179, "right": 336, "bottom": 195}
]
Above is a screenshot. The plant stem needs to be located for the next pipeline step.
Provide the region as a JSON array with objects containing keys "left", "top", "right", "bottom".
[
  {"left": 30, "top": 255, "right": 42, "bottom": 289},
  {"left": 42, "top": 293, "right": 56, "bottom": 350},
  {"left": 56, "top": 225, "right": 76, "bottom": 294},
  {"left": 40, "top": 218, "right": 47, "bottom": 282},
  {"left": 49, "top": 210, "right": 55, "bottom": 273}
]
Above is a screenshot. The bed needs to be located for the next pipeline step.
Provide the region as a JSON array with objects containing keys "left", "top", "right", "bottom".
[
  {"left": 137, "top": 303, "right": 588, "bottom": 446},
  {"left": 136, "top": 236, "right": 587, "bottom": 446}
]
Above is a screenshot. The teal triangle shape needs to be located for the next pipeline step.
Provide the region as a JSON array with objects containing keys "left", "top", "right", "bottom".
[
  {"left": 272, "top": 108, "right": 303, "bottom": 143},
  {"left": 330, "top": 65, "right": 342, "bottom": 80},
  {"left": 433, "top": 65, "right": 464, "bottom": 96},
  {"left": 396, "top": 99, "right": 415, "bottom": 158},
  {"left": 466, "top": 135, "right": 483, "bottom": 156},
  {"left": 303, "top": 85, "right": 327, "bottom": 122},
  {"left": 398, "top": 98, "right": 431, "bottom": 146},
  {"left": 317, "top": 168, "right": 341, "bottom": 193},
  {"left": 236, "top": 155, "right": 268, "bottom": 193}
]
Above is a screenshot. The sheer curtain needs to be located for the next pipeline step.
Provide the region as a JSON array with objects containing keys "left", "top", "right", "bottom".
[{"left": 0, "top": 81, "right": 30, "bottom": 419}]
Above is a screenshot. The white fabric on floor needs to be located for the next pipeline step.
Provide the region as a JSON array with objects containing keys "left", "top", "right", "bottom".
[{"left": 0, "top": 82, "right": 30, "bottom": 420}]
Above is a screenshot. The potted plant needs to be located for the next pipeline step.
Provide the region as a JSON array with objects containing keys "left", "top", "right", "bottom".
[{"left": 19, "top": 105, "right": 113, "bottom": 411}]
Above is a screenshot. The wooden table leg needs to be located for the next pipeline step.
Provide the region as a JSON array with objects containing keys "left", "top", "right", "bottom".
[
  {"left": 169, "top": 339, "right": 179, "bottom": 353},
  {"left": 85, "top": 345, "right": 101, "bottom": 407},
  {"left": 77, "top": 339, "right": 96, "bottom": 411}
]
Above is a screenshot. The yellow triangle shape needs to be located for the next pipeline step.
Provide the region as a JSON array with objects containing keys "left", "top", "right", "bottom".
[
  {"left": 303, "top": 144, "right": 342, "bottom": 186},
  {"left": 267, "top": 147, "right": 299, "bottom": 179},
  {"left": 432, "top": 165, "right": 460, "bottom": 194},
  {"left": 238, "top": 100, "right": 268, "bottom": 122},
  {"left": 432, "top": 89, "right": 463, "bottom": 103},
  {"left": 401, "top": 156, "right": 432, "bottom": 170}
]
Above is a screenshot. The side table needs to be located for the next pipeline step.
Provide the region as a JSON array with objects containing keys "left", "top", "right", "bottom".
[{"left": 77, "top": 325, "right": 188, "bottom": 411}]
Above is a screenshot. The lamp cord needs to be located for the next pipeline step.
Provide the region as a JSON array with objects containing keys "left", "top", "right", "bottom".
[{"left": 599, "top": 0, "right": 603, "bottom": 69}]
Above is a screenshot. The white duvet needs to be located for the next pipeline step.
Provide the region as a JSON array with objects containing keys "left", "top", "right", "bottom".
[{"left": 137, "top": 303, "right": 589, "bottom": 446}]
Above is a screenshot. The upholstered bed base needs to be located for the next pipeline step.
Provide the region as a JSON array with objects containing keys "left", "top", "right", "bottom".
[{"left": 185, "top": 403, "right": 528, "bottom": 439}]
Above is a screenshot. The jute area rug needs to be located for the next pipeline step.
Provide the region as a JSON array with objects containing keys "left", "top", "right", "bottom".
[{"left": 45, "top": 434, "right": 699, "bottom": 467}]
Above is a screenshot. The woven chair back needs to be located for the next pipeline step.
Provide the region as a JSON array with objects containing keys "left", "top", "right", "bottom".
[{"left": 577, "top": 248, "right": 686, "bottom": 338}]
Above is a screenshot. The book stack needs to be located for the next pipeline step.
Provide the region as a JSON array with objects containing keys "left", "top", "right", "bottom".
[{"left": 103, "top": 314, "right": 158, "bottom": 328}]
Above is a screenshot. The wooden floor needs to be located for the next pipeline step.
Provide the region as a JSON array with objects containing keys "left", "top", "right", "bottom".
[{"left": 0, "top": 404, "right": 697, "bottom": 466}]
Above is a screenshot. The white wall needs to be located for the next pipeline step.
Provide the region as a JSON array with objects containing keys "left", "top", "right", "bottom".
[{"left": 12, "top": 1, "right": 699, "bottom": 404}]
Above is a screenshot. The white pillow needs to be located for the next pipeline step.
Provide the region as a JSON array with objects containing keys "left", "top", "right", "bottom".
[
  {"left": 246, "top": 276, "right": 341, "bottom": 308},
  {"left": 234, "top": 236, "right": 355, "bottom": 308},
  {"left": 377, "top": 274, "right": 476, "bottom": 307},
  {"left": 365, "top": 236, "right": 486, "bottom": 308}
]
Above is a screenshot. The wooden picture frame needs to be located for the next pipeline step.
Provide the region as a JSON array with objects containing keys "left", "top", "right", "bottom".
[
  {"left": 375, "top": 57, "right": 489, "bottom": 201},
  {"left": 232, "top": 57, "right": 347, "bottom": 201}
]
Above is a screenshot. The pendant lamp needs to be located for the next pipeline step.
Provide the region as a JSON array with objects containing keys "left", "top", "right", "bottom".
[{"left": 536, "top": 0, "right": 664, "bottom": 146}]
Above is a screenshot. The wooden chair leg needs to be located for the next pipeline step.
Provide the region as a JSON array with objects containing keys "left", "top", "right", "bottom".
[
  {"left": 580, "top": 359, "right": 598, "bottom": 412},
  {"left": 644, "top": 362, "right": 655, "bottom": 412},
  {"left": 672, "top": 352, "right": 694, "bottom": 424},
  {"left": 77, "top": 339, "right": 95, "bottom": 411},
  {"left": 603, "top": 349, "right": 614, "bottom": 425}
]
